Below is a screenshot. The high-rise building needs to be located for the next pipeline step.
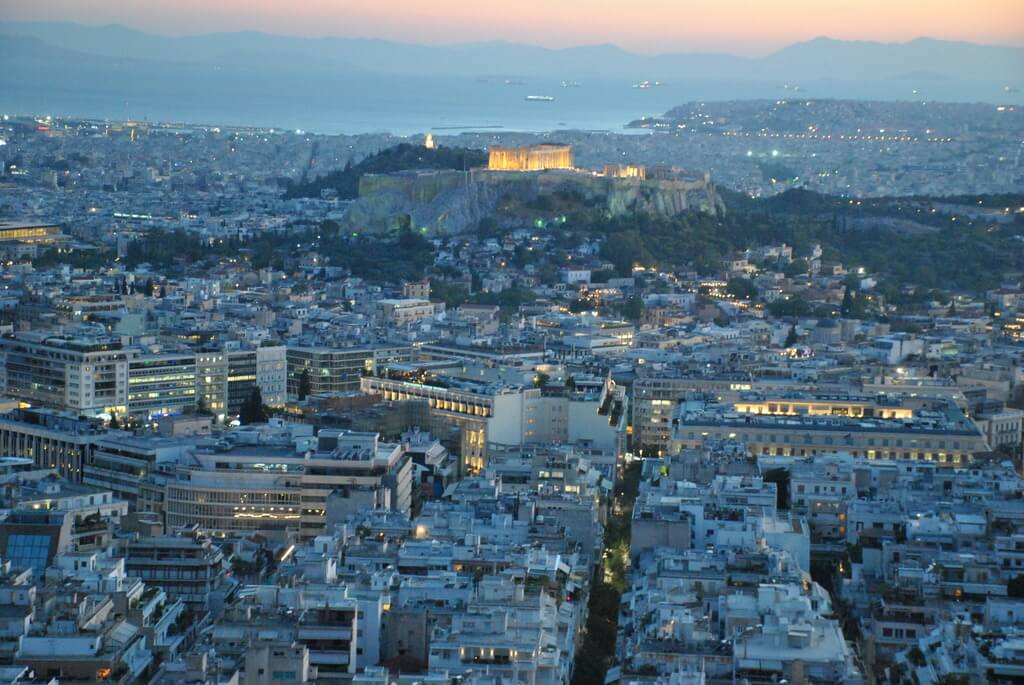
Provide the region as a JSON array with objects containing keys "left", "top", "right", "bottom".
[
  {"left": 127, "top": 353, "right": 197, "bottom": 419},
  {"left": 286, "top": 345, "right": 411, "bottom": 398},
  {"left": 0, "top": 332, "right": 130, "bottom": 417},
  {"left": 1, "top": 334, "right": 287, "bottom": 422}
]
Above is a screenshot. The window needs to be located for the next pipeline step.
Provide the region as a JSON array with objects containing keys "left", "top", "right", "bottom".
[
  {"left": 6, "top": 534, "right": 51, "bottom": 575},
  {"left": 272, "top": 672, "right": 296, "bottom": 681}
]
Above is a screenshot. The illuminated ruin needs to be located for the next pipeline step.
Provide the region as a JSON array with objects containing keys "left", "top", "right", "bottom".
[{"left": 487, "top": 144, "right": 574, "bottom": 171}]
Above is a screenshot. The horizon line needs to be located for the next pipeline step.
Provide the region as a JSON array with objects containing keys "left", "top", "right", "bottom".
[{"left": 3, "top": 19, "right": 1023, "bottom": 59}]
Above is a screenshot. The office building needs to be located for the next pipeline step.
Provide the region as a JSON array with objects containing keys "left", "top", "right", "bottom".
[{"left": 671, "top": 394, "right": 987, "bottom": 466}]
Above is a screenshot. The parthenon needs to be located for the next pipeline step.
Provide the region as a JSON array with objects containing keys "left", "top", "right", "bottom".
[{"left": 487, "top": 144, "right": 574, "bottom": 171}]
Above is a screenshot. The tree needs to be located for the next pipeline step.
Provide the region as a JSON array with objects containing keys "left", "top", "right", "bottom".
[
  {"left": 533, "top": 372, "right": 550, "bottom": 388},
  {"left": 108, "top": 413, "right": 120, "bottom": 430},
  {"left": 297, "top": 369, "right": 312, "bottom": 401},
  {"left": 239, "top": 387, "right": 268, "bottom": 425},
  {"left": 196, "top": 396, "right": 213, "bottom": 416},
  {"left": 617, "top": 295, "right": 644, "bottom": 322},
  {"left": 784, "top": 324, "right": 799, "bottom": 347},
  {"left": 841, "top": 287, "right": 855, "bottom": 317},
  {"left": 784, "top": 258, "right": 809, "bottom": 278},
  {"left": 568, "top": 298, "right": 590, "bottom": 313},
  {"left": 726, "top": 277, "right": 758, "bottom": 300},
  {"left": 768, "top": 296, "right": 811, "bottom": 317}
]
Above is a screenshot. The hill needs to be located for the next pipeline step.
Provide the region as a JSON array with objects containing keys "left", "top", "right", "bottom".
[{"left": 284, "top": 144, "right": 487, "bottom": 200}]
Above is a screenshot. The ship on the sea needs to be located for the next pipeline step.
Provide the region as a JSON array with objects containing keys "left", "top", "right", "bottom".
[
  {"left": 632, "top": 80, "right": 666, "bottom": 89},
  {"left": 561, "top": 80, "right": 582, "bottom": 88},
  {"left": 525, "top": 95, "right": 555, "bottom": 102}
]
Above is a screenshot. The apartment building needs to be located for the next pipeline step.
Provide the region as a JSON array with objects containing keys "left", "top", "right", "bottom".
[
  {"left": 377, "top": 298, "right": 436, "bottom": 327},
  {"left": 125, "top": 528, "right": 228, "bottom": 608}
]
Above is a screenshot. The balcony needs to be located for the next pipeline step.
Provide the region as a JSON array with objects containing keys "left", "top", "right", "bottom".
[
  {"left": 297, "top": 626, "right": 352, "bottom": 641},
  {"left": 308, "top": 650, "right": 350, "bottom": 666}
]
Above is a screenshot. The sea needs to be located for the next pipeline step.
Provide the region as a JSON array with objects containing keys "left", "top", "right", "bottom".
[{"left": 2, "top": 72, "right": 1020, "bottom": 136}]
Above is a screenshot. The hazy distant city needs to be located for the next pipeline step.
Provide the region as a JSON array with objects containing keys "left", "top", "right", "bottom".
[{"left": 1, "top": 10, "right": 1023, "bottom": 685}]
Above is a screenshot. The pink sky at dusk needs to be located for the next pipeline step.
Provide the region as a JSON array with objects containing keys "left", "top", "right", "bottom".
[{"left": 4, "top": 0, "right": 1023, "bottom": 54}]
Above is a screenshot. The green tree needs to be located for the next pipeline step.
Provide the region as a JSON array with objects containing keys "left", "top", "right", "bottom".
[
  {"left": 726, "top": 277, "right": 758, "bottom": 300},
  {"left": 768, "top": 296, "right": 811, "bottom": 317},
  {"left": 297, "top": 369, "right": 312, "bottom": 401},
  {"left": 785, "top": 324, "right": 799, "bottom": 347},
  {"left": 196, "top": 396, "right": 213, "bottom": 416},
  {"left": 617, "top": 296, "right": 644, "bottom": 322},
  {"left": 841, "top": 287, "right": 855, "bottom": 317},
  {"left": 239, "top": 387, "right": 268, "bottom": 425},
  {"left": 784, "top": 258, "right": 809, "bottom": 278},
  {"left": 568, "top": 298, "right": 590, "bottom": 313},
  {"left": 533, "top": 372, "right": 550, "bottom": 388}
]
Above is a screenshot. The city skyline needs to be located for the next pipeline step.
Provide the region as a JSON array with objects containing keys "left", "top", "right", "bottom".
[
  {"left": 2, "top": 1, "right": 1024, "bottom": 683},
  {"left": 4, "top": 0, "right": 1024, "bottom": 55}
]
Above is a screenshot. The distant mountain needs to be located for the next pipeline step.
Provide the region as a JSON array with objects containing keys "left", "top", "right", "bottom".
[
  {"left": 758, "top": 36, "right": 1022, "bottom": 82},
  {"left": 1, "top": 21, "right": 1021, "bottom": 82}
]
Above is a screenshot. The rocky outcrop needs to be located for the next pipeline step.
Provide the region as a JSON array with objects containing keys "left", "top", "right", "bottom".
[
  {"left": 342, "top": 168, "right": 723, "bottom": 235},
  {"left": 534, "top": 172, "right": 725, "bottom": 218}
]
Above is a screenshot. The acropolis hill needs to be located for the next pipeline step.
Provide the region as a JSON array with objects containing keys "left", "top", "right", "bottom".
[{"left": 342, "top": 143, "right": 724, "bottom": 235}]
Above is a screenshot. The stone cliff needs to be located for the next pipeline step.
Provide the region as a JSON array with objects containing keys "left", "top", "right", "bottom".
[{"left": 343, "top": 168, "right": 724, "bottom": 235}]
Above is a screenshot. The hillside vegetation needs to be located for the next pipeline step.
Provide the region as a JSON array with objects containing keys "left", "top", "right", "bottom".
[
  {"left": 284, "top": 143, "right": 487, "bottom": 200},
  {"left": 549, "top": 189, "right": 1024, "bottom": 294}
]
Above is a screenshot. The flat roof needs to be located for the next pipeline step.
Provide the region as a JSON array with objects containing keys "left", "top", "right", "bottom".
[{"left": 0, "top": 220, "right": 60, "bottom": 230}]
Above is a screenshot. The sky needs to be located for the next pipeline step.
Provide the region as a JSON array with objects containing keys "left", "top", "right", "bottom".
[{"left": 3, "top": 0, "right": 1023, "bottom": 54}]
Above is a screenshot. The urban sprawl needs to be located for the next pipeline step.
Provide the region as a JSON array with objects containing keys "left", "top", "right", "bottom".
[{"left": 0, "top": 102, "right": 1022, "bottom": 685}]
